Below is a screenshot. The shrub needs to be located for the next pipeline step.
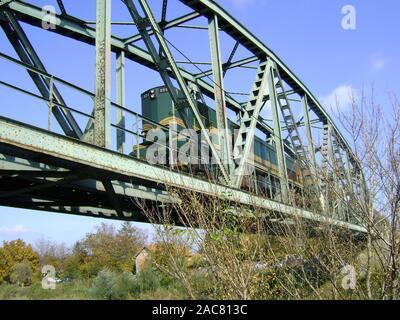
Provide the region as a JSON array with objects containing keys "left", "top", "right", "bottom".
[
  {"left": 115, "top": 271, "right": 136, "bottom": 298},
  {"left": 89, "top": 270, "right": 135, "bottom": 300},
  {"left": 89, "top": 270, "right": 117, "bottom": 300},
  {"left": 10, "top": 262, "right": 33, "bottom": 287},
  {"left": 131, "top": 269, "right": 163, "bottom": 294}
]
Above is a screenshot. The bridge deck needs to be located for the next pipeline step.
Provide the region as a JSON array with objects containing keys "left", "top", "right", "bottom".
[{"left": 0, "top": 116, "right": 366, "bottom": 233}]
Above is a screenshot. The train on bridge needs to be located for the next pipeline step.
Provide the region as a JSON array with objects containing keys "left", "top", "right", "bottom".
[{"left": 136, "top": 86, "right": 303, "bottom": 201}]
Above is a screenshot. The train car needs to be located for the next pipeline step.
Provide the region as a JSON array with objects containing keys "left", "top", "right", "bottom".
[{"left": 136, "top": 86, "right": 303, "bottom": 200}]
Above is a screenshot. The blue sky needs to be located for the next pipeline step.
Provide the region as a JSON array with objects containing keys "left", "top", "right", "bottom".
[{"left": 0, "top": 0, "right": 399, "bottom": 247}]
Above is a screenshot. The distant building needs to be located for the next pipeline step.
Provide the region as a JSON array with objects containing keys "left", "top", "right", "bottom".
[
  {"left": 134, "top": 246, "right": 151, "bottom": 274},
  {"left": 134, "top": 244, "right": 203, "bottom": 274}
]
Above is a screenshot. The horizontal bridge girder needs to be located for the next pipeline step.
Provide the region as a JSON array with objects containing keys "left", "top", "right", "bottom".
[
  {"left": 0, "top": 116, "right": 367, "bottom": 233},
  {"left": 0, "top": 155, "right": 178, "bottom": 205},
  {"left": 0, "top": 201, "right": 150, "bottom": 223}
]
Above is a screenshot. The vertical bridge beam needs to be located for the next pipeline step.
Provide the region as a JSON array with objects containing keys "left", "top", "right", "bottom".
[
  {"left": 321, "top": 122, "right": 333, "bottom": 174},
  {"left": 94, "top": 0, "right": 111, "bottom": 148},
  {"left": 158, "top": 0, "right": 168, "bottom": 56},
  {"left": 301, "top": 95, "right": 317, "bottom": 176},
  {"left": 267, "top": 62, "right": 289, "bottom": 203},
  {"left": 116, "top": 51, "right": 126, "bottom": 153},
  {"left": 208, "top": 15, "right": 233, "bottom": 175},
  {"left": 302, "top": 95, "right": 325, "bottom": 211},
  {"left": 321, "top": 122, "right": 338, "bottom": 217}
]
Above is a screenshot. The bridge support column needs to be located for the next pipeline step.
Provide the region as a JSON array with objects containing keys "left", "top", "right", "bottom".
[{"left": 94, "top": 0, "right": 111, "bottom": 148}]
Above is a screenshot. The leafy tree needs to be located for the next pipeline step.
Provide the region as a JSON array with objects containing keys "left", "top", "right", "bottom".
[
  {"left": 34, "top": 237, "right": 69, "bottom": 277},
  {"left": 63, "top": 241, "right": 90, "bottom": 279},
  {"left": 10, "top": 261, "right": 33, "bottom": 287},
  {"left": 116, "top": 222, "right": 148, "bottom": 272},
  {"left": 80, "top": 223, "right": 147, "bottom": 274},
  {"left": 0, "top": 239, "right": 39, "bottom": 284}
]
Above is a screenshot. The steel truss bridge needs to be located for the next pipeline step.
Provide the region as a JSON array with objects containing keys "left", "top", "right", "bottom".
[{"left": 0, "top": 0, "right": 367, "bottom": 233}]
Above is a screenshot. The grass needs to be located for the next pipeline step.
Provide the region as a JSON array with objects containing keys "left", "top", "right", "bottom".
[
  {"left": 0, "top": 270, "right": 190, "bottom": 300},
  {"left": 0, "top": 280, "right": 92, "bottom": 300}
]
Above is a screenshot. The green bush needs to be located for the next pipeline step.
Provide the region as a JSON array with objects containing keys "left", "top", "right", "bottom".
[
  {"left": 129, "top": 269, "right": 190, "bottom": 299},
  {"left": 131, "top": 269, "right": 163, "bottom": 294},
  {"left": 115, "top": 271, "right": 136, "bottom": 298},
  {"left": 89, "top": 270, "right": 135, "bottom": 300},
  {"left": 10, "top": 262, "right": 33, "bottom": 287}
]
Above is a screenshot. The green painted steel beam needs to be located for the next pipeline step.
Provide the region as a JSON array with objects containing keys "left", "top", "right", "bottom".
[
  {"left": 223, "top": 41, "right": 239, "bottom": 77},
  {"left": 273, "top": 63, "right": 309, "bottom": 168},
  {"left": 0, "top": 116, "right": 367, "bottom": 233},
  {"left": 194, "top": 56, "right": 258, "bottom": 79},
  {"left": 101, "top": 179, "right": 123, "bottom": 216},
  {"left": 0, "top": 202, "right": 149, "bottom": 223},
  {"left": 233, "top": 60, "right": 272, "bottom": 188},
  {"left": 0, "top": 0, "right": 13, "bottom": 8},
  {"left": 208, "top": 14, "right": 233, "bottom": 176},
  {"left": 327, "top": 123, "right": 334, "bottom": 172},
  {"left": 302, "top": 95, "right": 318, "bottom": 176},
  {"left": 93, "top": 0, "right": 111, "bottom": 148},
  {"left": 161, "top": 0, "right": 168, "bottom": 22},
  {"left": 302, "top": 95, "right": 326, "bottom": 211},
  {"left": 0, "top": 175, "right": 81, "bottom": 199},
  {"left": 123, "top": 11, "right": 201, "bottom": 44},
  {"left": 267, "top": 60, "right": 289, "bottom": 203},
  {"left": 159, "top": 0, "right": 168, "bottom": 57},
  {"left": 0, "top": 153, "right": 177, "bottom": 204},
  {"left": 56, "top": 0, "right": 67, "bottom": 15},
  {"left": 0, "top": 9, "right": 82, "bottom": 138},
  {"left": 0, "top": 169, "right": 72, "bottom": 178},
  {"left": 116, "top": 51, "right": 126, "bottom": 153}
]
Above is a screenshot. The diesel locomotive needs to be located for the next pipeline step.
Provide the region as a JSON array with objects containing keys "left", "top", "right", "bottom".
[{"left": 135, "top": 86, "right": 304, "bottom": 201}]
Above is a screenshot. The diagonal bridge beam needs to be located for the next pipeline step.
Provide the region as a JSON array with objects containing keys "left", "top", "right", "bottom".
[
  {"left": 0, "top": 9, "right": 83, "bottom": 138},
  {"left": 123, "top": 0, "right": 230, "bottom": 182}
]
